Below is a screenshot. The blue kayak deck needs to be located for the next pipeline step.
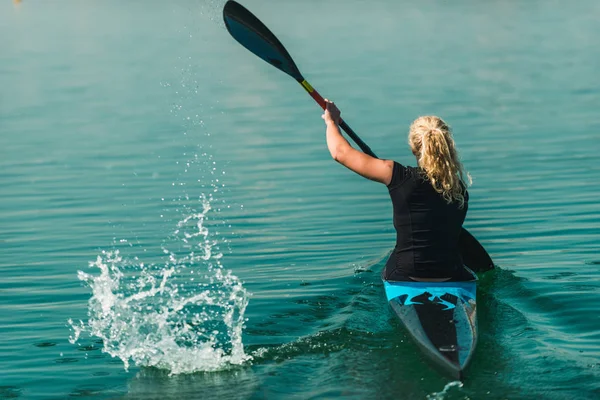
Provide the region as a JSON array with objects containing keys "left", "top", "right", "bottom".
[{"left": 383, "top": 280, "right": 476, "bottom": 306}]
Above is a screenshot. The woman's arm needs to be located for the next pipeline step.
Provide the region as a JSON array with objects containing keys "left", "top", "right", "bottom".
[{"left": 322, "top": 99, "right": 393, "bottom": 185}]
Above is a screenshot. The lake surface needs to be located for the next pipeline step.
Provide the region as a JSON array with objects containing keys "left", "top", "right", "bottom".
[{"left": 1, "top": 0, "right": 599, "bottom": 399}]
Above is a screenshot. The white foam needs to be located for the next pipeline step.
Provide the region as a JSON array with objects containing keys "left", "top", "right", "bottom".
[{"left": 426, "top": 380, "right": 464, "bottom": 400}]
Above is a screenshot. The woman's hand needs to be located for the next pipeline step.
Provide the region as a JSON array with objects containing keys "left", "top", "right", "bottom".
[{"left": 322, "top": 99, "right": 341, "bottom": 126}]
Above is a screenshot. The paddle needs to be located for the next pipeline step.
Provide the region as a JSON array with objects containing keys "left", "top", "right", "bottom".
[{"left": 222, "top": 0, "right": 494, "bottom": 273}]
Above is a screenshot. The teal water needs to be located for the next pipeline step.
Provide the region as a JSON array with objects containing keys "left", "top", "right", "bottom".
[{"left": 2, "top": 0, "right": 600, "bottom": 399}]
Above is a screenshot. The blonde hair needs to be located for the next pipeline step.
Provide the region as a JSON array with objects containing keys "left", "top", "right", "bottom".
[{"left": 408, "top": 116, "right": 471, "bottom": 208}]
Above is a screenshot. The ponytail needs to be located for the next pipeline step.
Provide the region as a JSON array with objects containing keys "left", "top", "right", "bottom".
[{"left": 408, "top": 116, "right": 471, "bottom": 208}]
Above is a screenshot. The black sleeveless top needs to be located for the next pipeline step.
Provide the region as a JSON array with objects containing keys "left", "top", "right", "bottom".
[{"left": 384, "top": 162, "right": 468, "bottom": 280}]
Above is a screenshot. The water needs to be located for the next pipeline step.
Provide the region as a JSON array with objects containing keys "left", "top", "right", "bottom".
[{"left": 1, "top": 0, "right": 599, "bottom": 399}]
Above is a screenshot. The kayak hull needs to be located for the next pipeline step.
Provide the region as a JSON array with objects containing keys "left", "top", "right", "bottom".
[{"left": 384, "top": 278, "right": 478, "bottom": 380}]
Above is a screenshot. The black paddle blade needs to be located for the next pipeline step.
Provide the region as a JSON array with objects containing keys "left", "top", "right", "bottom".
[
  {"left": 223, "top": 0, "right": 304, "bottom": 81},
  {"left": 459, "top": 228, "right": 495, "bottom": 273}
]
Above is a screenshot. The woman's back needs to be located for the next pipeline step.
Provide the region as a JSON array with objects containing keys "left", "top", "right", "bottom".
[{"left": 385, "top": 162, "right": 468, "bottom": 280}]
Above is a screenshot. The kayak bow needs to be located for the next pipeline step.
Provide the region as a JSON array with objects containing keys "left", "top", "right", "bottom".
[{"left": 383, "top": 277, "right": 478, "bottom": 380}]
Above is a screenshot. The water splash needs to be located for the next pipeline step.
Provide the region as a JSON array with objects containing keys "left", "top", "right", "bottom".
[{"left": 69, "top": 195, "right": 251, "bottom": 374}]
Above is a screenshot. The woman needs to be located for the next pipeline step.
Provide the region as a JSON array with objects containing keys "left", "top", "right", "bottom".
[{"left": 322, "top": 99, "right": 474, "bottom": 282}]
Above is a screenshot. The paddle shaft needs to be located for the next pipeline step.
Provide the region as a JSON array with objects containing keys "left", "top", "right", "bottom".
[{"left": 297, "top": 79, "right": 377, "bottom": 158}]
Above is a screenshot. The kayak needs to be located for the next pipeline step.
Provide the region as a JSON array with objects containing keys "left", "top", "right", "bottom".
[{"left": 383, "top": 273, "right": 478, "bottom": 380}]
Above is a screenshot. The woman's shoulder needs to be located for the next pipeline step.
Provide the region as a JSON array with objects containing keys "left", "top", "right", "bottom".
[
  {"left": 394, "top": 161, "right": 422, "bottom": 176},
  {"left": 387, "top": 161, "right": 419, "bottom": 188}
]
